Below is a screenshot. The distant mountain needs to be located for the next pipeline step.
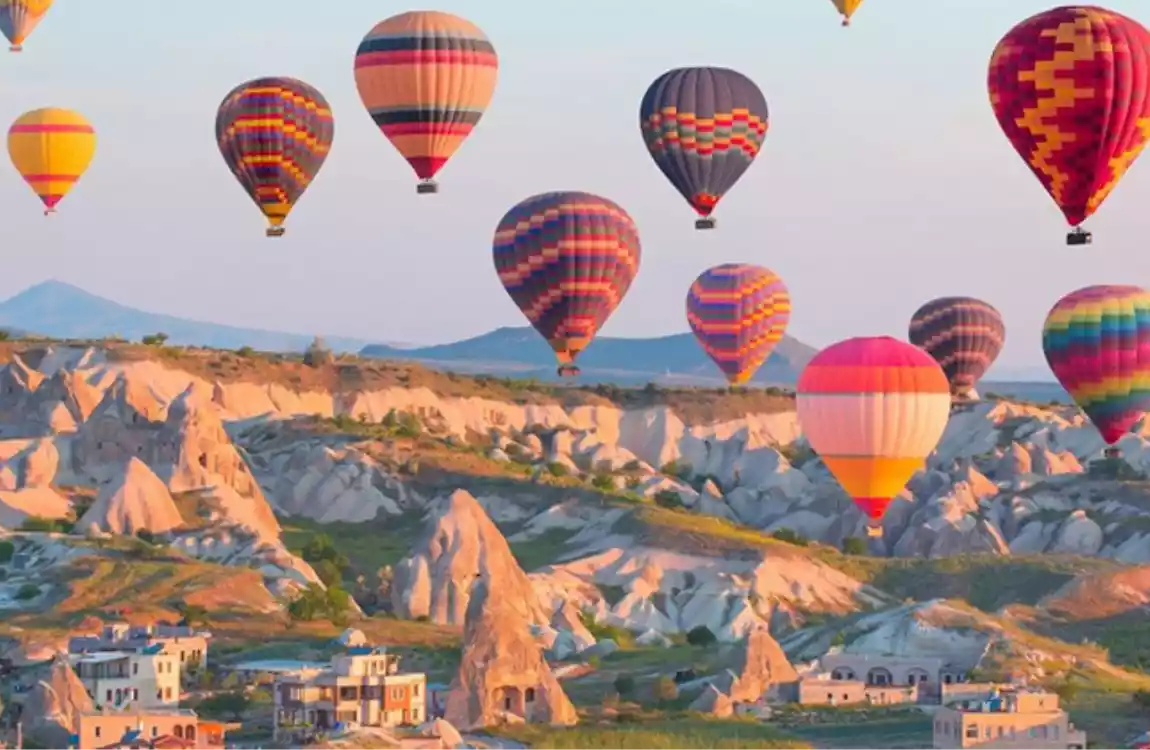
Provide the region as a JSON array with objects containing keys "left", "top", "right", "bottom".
[
  {"left": 360, "top": 326, "right": 818, "bottom": 386},
  {"left": 0, "top": 280, "right": 379, "bottom": 353}
]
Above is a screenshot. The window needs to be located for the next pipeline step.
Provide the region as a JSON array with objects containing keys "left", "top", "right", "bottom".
[
  {"left": 997, "top": 727, "right": 1004, "bottom": 737},
  {"left": 1029, "top": 727, "right": 1038, "bottom": 738},
  {"left": 1039, "top": 726, "right": 1048, "bottom": 739},
  {"left": 186, "top": 726, "right": 195, "bottom": 741},
  {"left": 133, "top": 663, "right": 138, "bottom": 675},
  {"left": 106, "top": 690, "right": 112, "bottom": 702},
  {"left": 151, "top": 726, "right": 158, "bottom": 738},
  {"left": 525, "top": 688, "right": 536, "bottom": 703},
  {"left": 133, "top": 689, "right": 139, "bottom": 701},
  {"left": 165, "top": 687, "right": 172, "bottom": 699},
  {"left": 413, "top": 684, "right": 420, "bottom": 697},
  {"left": 966, "top": 724, "right": 979, "bottom": 739},
  {"left": 95, "top": 727, "right": 101, "bottom": 738},
  {"left": 175, "top": 727, "right": 183, "bottom": 738},
  {"left": 1053, "top": 726, "right": 1060, "bottom": 739}
]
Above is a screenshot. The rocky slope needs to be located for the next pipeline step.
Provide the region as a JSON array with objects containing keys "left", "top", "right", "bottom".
[{"left": 1, "top": 342, "right": 1150, "bottom": 699}]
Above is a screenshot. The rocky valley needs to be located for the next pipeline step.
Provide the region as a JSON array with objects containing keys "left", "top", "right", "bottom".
[{"left": 2, "top": 340, "right": 1150, "bottom": 748}]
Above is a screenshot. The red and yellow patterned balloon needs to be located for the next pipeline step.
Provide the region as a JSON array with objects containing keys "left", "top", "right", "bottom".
[{"left": 987, "top": 6, "right": 1150, "bottom": 243}]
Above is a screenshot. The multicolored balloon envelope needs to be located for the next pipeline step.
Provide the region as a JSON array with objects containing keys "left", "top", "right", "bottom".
[
  {"left": 796, "top": 337, "right": 951, "bottom": 535},
  {"left": 354, "top": 10, "right": 498, "bottom": 194},
  {"left": 830, "top": 0, "right": 865, "bottom": 26},
  {"left": 1042, "top": 285, "right": 1150, "bottom": 449},
  {"left": 686, "top": 264, "right": 791, "bottom": 386},
  {"left": 493, "top": 192, "right": 641, "bottom": 377},
  {"left": 215, "top": 77, "right": 334, "bottom": 237},
  {"left": 639, "top": 67, "right": 768, "bottom": 229},
  {"left": 0, "top": 0, "right": 53, "bottom": 52},
  {"left": 7, "top": 107, "right": 95, "bottom": 215},
  {"left": 908, "top": 297, "right": 1005, "bottom": 401},
  {"left": 988, "top": 6, "right": 1150, "bottom": 245}
]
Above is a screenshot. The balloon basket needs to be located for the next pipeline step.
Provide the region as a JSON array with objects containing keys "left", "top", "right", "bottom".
[
  {"left": 9, "top": 45, "right": 21, "bottom": 52},
  {"left": 43, "top": 207, "right": 55, "bottom": 216},
  {"left": 266, "top": 226, "right": 285, "bottom": 238},
  {"left": 557, "top": 365, "right": 580, "bottom": 377},
  {"left": 695, "top": 217, "right": 716, "bottom": 230},
  {"left": 1067, "top": 227, "right": 1092, "bottom": 246},
  {"left": 417, "top": 180, "right": 438, "bottom": 195},
  {"left": 865, "top": 525, "right": 883, "bottom": 538},
  {"left": 1104, "top": 446, "right": 1121, "bottom": 459},
  {"left": 842, "top": 18, "right": 850, "bottom": 26}
]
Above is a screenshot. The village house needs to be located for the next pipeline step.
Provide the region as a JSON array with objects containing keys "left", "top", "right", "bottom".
[
  {"left": 71, "top": 648, "right": 181, "bottom": 710},
  {"left": 74, "top": 708, "right": 235, "bottom": 749},
  {"left": 272, "top": 646, "right": 427, "bottom": 738},
  {"left": 932, "top": 688, "right": 1087, "bottom": 749},
  {"left": 70, "top": 623, "right": 210, "bottom": 669},
  {"left": 793, "top": 675, "right": 920, "bottom": 706}
]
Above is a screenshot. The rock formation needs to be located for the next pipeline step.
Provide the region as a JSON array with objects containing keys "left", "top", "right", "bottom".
[
  {"left": 392, "top": 489, "right": 549, "bottom": 627},
  {"left": 77, "top": 457, "right": 183, "bottom": 535},
  {"left": 444, "top": 577, "right": 577, "bottom": 730},
  {"left": 727, "top": 626, "right": 799, "bottom": 703},
  {"left": 22, "top": 653, "right": 95, "bottom": 747}
]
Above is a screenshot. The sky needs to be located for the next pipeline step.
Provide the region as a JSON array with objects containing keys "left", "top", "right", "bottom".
[{"left": 1, "top": 0, "right": 1149, "bottom": 377}]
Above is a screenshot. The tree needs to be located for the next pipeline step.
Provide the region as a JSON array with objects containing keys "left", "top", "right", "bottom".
[
  {"left": 288, "top": 584, "right": 352, "bottom": 623},
  {"left": 1132, "top": 690, "right": 1150, "bottom": 712},
  {"left": 842, "top": 537, "right": 868, "bottom": 556},
  {"left": 613, "top": 674, "right": 636, "bottom": 696},
  {"left": 313, "top": 559, "right": 343, "bottom": 588},
  {"left": 141, "top": 333, "right": 169, "bottom": 346},
  {"left": 686, "top": 625, "right": 717, "bottom": 647},
  {"left": 176, "top": 601, "right": 209, "bottom": 628},
  {"left": 0, "top": 540, "right": 14, "bottom": 563},
  {"left": 653, "top": 676, "right": 679, "bottom": 703},
  {"left": 198, "top": 690, "right": 250, "bottom": 721},
  {"left": 135, "top": 529, "right": 156, "bottom": 545}
]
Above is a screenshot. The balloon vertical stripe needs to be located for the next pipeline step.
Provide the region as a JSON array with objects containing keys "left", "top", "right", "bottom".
[{"left": 1042, "top": 285, "right": 1150, "bottom": 445}]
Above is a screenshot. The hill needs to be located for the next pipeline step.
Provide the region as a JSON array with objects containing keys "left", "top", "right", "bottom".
[
  {"left": 0, "top": 280, "right": 378, "bottom": 353},
  {"left": 360, "top": 325, "right": 818, "bottom": 385}
]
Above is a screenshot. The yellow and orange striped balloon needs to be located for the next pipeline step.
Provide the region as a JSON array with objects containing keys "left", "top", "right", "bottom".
[
  {"left": 0, "top": 0, "right": 54, "bottom": 52},
  {"left": 7, "top": 108, "right": 96, "bottom": 215}
]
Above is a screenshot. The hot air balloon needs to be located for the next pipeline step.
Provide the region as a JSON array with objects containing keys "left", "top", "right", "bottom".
[
  {"left": 493, "top": 192, "right": 641, "bottom": 377},
  {"left": 796, "top": 337, "right": 951, "bottom": 536},
  {"left": 7, "top": 107, "right": 95, "bottom": 215},
  {"left": 830, "top": 0, "right": 865, "bottom": 26},
  {"left": 0, "top": 0, "right": 53, "bottom": 52},
  {"left": 988, "top": 6, "right": 1150, "bottom": 246},
  {"left": 908, "top": 297, "right": 1005, "bottom": 402},
  {"left": 354, "top": 11, "right": 498, "bottom": 194},
  {"left": 215, "top": 77, "right": 334, "bottom": 238},
  {"left": 639, "top": 67, "right": 768, "bottom": 229},
  {"left": 1042, "top": 285, "right": 1150, "bottom": 456},
  {"left": 686, "top": 264, "right": 791, "bottom": 386}
]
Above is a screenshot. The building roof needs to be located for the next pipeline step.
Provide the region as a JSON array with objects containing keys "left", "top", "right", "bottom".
[
  {"left": 81, "top": 708, "right": 199, "bottom": 718},
  {"left": 73, "top": 651, "right": 136, "bottom": 664}
]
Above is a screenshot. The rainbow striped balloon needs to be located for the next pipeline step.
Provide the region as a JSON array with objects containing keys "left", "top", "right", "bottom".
[
  {"left": 686, "top": 264, "right": 791, "bottom": 386},
  {"left": 1042, "top": 285, "right": 1150, "bottom": 445},
  {"left": 797, "top": 337, "right": 951, "bottom": 532},
  {"left": 493, "top": 192, "right": 640, "bottom": 376}
]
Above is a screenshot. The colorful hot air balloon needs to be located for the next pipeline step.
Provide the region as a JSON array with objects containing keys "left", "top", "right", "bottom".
[
  {"left": 830, "top": 0, "right": 865, "bottom": 26},
  {"left": 493, "top": 192, "right": 641, "bottom": 377},
  {"left": 354, "top": 11, "right": 498, "bottom": 194},
  {"left": 7, "top": 107, "right": 95, "bottom": 215},
  {"left": 988, "top": 6, "right": 1150, "bottom": 246},
  {"left": 639, "top": 67, "right": 768, "bottom": 229},
  {"left": 796, "top": 337, "right": 951, "bottom": 536},
  {"left": 215, "top": 77, "right": 334, "bottom": 237},
  {"left": 908, "top": 297, "right": 1006, "bottom": 402},
  {"left": 0, "top": 0, "right": 53, "bottom": 52},
  {"left": 686, "top": 264, "right": 791, "bottom": 386},
  {"left": 1042, "top": 285, "right": 1150, "bottom": 455}
]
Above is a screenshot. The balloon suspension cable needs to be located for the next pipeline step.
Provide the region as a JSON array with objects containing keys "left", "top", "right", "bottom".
[
  {"left": 695, "top": 216, "right": 716, "bottom": 230},
  {"left": 1066, "top": 227, "right": 1092, "bottom": 246},
  {"left": 416, "top": 180, "right": 439, "bottom": 195}
]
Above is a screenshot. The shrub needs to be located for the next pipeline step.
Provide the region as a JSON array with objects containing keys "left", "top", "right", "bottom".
[
  {"left": 685, "top": 625, "right": 717, "bottom": 647},
  {"left": 236, "top": 346, "right": 255, "bottom": 357},
  {"left": 141, "top": 332, "right": 169, "bottom": 346},
  {"left": 0, "top": 540, "right": 14, "bottom": 563},
  {"left": 20, "top": 516, "right": 71, "bottom": 534},
  {"left": 303, "top": 336, "right": 334, "bottom": 367},
  {"left": 653, "top": 490, "right": 684, "bottom": 510},
  {"left": 771, "top": 528, "right": 810, "bottom": 547},
  {"left": 546, "top": 461, "right": 570, "bottom": 477},
  {"left": 591, "top": 473, "right": 615, "bottom": 490},
  {"left": 176, "top": 602, "right": 209, "bottom": 628},
  {"left": 313, "top": 559, "right": 343, "bottom": 587},
  {"left": 842, "top": 537, "right": 867, "bottom": 556},
  {"left": 135, "top": 529, "right": 156, "bottom": 545},
  {"left": 14, "top": 583, "right": 40, "bottom": 600},
  {"left": 653, "top": 675, "right": 679, "bottom": 702},
  {"left": 288, "top": 584, "right": 352, "bottom": 622},
  {"left": 197, "top": 690, "right": 250, "bottom": 721},
  {"left": 613, "top": 674, "right": 636, "bottom": 696}
]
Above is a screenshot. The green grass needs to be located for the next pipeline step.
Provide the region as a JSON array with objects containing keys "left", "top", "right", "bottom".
[
  {"left": 510, "top": 528, "right": 579, "bottom": 571},
  {"left": 281, "top": 513, "right": 426, "bottom": 578},
  {"left": 785, "top": 713, "right": 931, "bottom": 750},
  {"left": 494, "top": 717, "right": 810, "bottom": 749}
]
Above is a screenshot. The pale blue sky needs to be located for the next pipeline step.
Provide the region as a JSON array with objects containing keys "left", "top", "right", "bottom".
[{"left": 1, "top": 0, "right": 1148, "bottom": 374}]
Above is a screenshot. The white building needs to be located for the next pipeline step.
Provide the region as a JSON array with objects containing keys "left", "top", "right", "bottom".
[{"left": 71, "top": 649, "right": 181, "bottom": 710}]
